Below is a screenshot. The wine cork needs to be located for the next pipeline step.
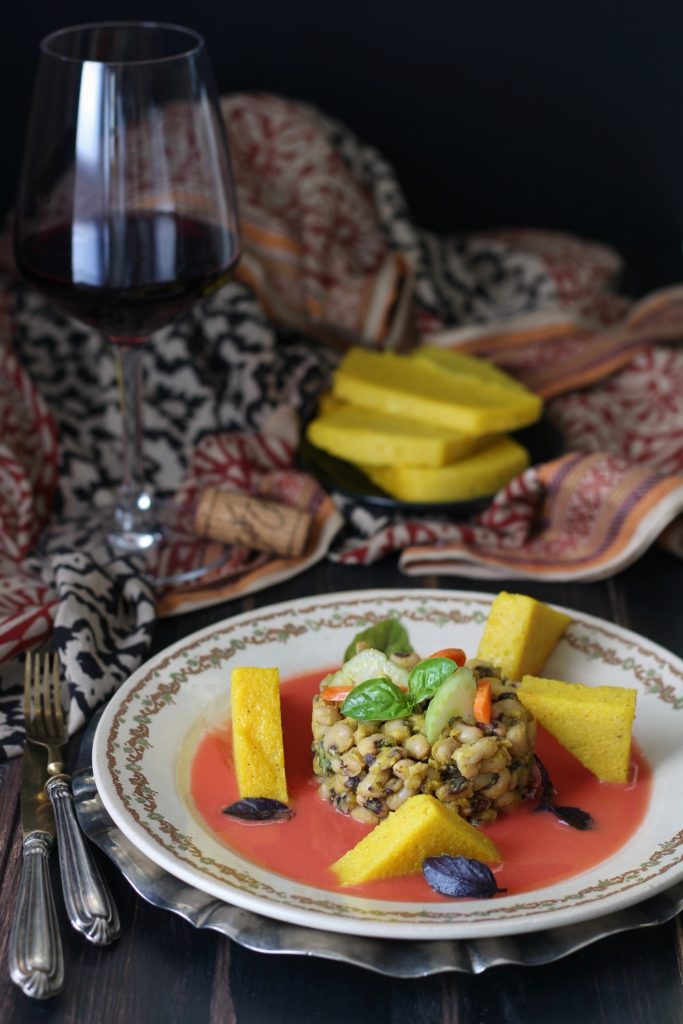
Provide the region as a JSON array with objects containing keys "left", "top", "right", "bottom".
[{"left": 195, "top": 488, "right": 312, "bottom": 558}]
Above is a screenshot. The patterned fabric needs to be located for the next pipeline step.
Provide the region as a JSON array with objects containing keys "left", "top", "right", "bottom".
[
  {"left": 2, "top": 91, "right": 683, "bottom": 759},
  {"left": 333, "top": 452, "right": 683, "bottom": 581},
  {"left": 426, "top": 283, "right": 683, "bottom": 399}
]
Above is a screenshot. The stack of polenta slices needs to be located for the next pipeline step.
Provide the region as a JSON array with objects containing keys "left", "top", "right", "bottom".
[{"left": 306, "top": 346, "right": 543, "bottom": 502}]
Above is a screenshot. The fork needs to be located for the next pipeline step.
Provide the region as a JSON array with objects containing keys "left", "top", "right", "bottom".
[{"left": 24, "top": 652, "right": 121, "bottom": 945}]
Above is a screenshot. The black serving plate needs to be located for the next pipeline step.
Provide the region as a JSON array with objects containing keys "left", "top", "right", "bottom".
[{"left": 298, "top": 416, "right": 563, "bottom": 515}]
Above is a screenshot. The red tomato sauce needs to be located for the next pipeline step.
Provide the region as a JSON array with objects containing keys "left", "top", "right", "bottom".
[{"left": 189, "top": 669, "right": 652, "bottom": 901}]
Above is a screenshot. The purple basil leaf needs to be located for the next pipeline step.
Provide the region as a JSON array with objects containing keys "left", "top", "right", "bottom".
[
  {"left": 550, "top": 804, "right": 594, "bottom": 830},
  {"left": 533, "top": 755, "right": 593, "bottom": 830},
  {"left": 223, "top": 798, "right": 293, "bottom": 822},
  {"left": 534, "top": 754, "right": 555, "bottom": 804},
  {"left": 422, "top": 855, "right": 506, "bottom": 899}
]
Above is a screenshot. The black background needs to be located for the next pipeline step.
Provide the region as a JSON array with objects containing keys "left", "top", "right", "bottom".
[{"left": 4, "top": 1, "right": 683, "bottom": 294}]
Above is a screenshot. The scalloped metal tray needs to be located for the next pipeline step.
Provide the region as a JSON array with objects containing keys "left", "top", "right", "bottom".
[{"left": 73, "top": 709, "right": 683, "bottom": 977}]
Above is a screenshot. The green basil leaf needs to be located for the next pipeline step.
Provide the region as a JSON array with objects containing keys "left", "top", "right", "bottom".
[
  {"left": 407, "top": 657, "right": 458, "bottom": 705},
  {"left": 343, "top": 619, "right": 413, "bottom": 663},
  {"left": 341, "top": 677, "right": 414, "bottom": 721}
]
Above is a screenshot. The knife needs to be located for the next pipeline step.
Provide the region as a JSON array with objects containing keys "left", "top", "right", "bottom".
[{"left": 8, "top": 739, "right": 64, "bottom": 1000}]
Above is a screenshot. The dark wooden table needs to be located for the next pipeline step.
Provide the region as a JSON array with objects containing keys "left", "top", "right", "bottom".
[{"left": 2, "top": 547, "right": 683, "bottom": 1024}]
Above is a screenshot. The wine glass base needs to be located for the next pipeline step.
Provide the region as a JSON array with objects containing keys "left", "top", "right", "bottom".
[
  {"left": 100, "top": 497, "right": 231, "bottom": 587},
  {"left": 107, "top": 494, "right": 163, "bottom": 554},
  {"left": 38, "top": 506, "right": 231, "bottom": 591},
  {"left": 107, "top": 526, "right": 163, "bottom": 554}
]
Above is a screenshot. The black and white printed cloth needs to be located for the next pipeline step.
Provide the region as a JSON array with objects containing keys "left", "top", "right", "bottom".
[{"left": 0, "top": 93, "right": 624, "bottom": 759}]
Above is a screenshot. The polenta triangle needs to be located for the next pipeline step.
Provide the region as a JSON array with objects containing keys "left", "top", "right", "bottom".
[{"left": 517, "top": 675, "right": 637, "bottom": 782}]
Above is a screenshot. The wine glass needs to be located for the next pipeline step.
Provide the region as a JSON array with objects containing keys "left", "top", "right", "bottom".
[{"left": 14, "top": 21, "right": 240, "bottom": 575}]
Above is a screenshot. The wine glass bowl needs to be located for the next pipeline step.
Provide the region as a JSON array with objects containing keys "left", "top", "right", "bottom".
[{"left": 14, "top": 22, "right": 240, "bottom": 560}]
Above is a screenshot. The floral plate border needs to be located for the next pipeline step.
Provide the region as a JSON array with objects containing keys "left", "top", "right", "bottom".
[{"left": 92, "top": 589, "right": 683, "bottom": 941}]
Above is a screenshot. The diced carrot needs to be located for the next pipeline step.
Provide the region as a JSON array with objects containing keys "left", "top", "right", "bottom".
[
  {"left": 428, "top": 647, "right": 467, "bottom": 667},
  {"left": 473, "top": 679, "right": 492, "bottom": 724},
  {"left": 320, "top": 685, "right": 354, "bottom": 702}
]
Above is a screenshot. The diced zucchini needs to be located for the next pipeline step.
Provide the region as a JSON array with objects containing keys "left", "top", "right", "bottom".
[
  {"left": 424, "top": 667, "right": 477, "bottom": 743},
  {"left": 323, "top": 648, "right": 410, "bottom": 692}
]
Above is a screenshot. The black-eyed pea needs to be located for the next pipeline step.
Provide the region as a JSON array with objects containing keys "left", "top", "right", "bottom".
[
  {"left": 472, "top": 771, "right": 495, "bottom": 792},
  {"left": 350, "top": 805, "right": 381, "bottom": 825},
  {"left": 331, "top": 774, "right": 348, "bottom": 796},
  {"left": 340, "top": 749, "right": 365, "bottom": 777},
  {"left": 404, "top": 733, "right": 431, "bottom": 760},
  {"left": 393, "top": 758, "right": 428, "bottom": 790},
  {"left": 406, "top": 763, "right": 429, "bottom": 790},
  {"left": 392, "top": 757, "right": 417, "bottom": 779},
  {"left": 409, "top": 712, "right": 426, "bottom": 734},
  {"left": 435, "top": 783, "right": 466, "bottom": 804},
  {"left": 322, "top": 721, "right": 355, "bottom": 753},
  {"left": 383, "top": 719, "right": 411, "bottom": 743},
  {"left": 432, "top": 737, "right": 458, "bottom": 763},
  {"left": 356, "top": 733, "right": 386, "bottom": 759},
  {"left": 495, "top": 789, "right": 520, "bottom": 810},
  {"left": 452, "top": 724, "right": 484, "bottom": 745},
  {"left": 453, "top": 736, "right": 499, "bottom": 778},
  {"left": 472, "top": 808, "right": 498, "bottom": 825},
  {"left": 356, "top": 770, "right": 391, "bottom": 801},
  {"left": 312, "top": 702, "right": 342, "bottom": 726},
  {"left": 482, "top": 768, "right": 511, "bottom": 800},
  {"left": 506, "top": 722, "right": 529, "bottom": 758},
  {"left": 492, "top": 697, "right": 525, "bottom": 721},
  {"left": 374, "top": 746, "right": 405, "bottom": 771},
  {"left": 362, "top": 798, "right": 389, "bottom": 819},
  {"left": 353, "top": 722, "right": 380, "bottom": 744},
  {"left": 479, "top": 748, "right": 511, "bottom": 774},
  {"left": 386, "top": 785, "right": 413, "bottom": 811}
]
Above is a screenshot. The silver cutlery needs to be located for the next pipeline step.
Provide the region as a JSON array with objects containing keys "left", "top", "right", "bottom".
[
  {"left": 22, "top": 652, "right": 120, "bottom": 947},
  {"left": 8, "top": 737, "right": 64, "bottom": 999}
]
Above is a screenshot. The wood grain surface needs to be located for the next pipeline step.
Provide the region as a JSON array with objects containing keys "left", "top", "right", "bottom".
[{"left": 2, "top": 549, "right": 683, "bottom": 1024}]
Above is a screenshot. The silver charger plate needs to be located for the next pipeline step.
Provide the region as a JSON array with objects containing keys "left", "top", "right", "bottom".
[{"left": 73, "top": 707, "right": 683, "bottom": 977}]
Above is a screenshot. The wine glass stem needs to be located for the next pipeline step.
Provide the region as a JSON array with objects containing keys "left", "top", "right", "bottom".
[{"left": 110, "top": 341, "right": 161, "bottom": 551}]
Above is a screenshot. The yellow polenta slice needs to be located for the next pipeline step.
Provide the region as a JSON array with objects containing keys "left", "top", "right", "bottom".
[
  {"left": 363, "top": 436, "right": 529, "bottom": 502},
  {"left": 316, "top": 391, "right": 344, "bottom": 416},
  {"left": 415, "top": 345, "right": 530, "bottom": 392},
  {"left": 517, "top": 675, "right": 637, "bottom": 782},
  {"left": 332, "top": 348, "right": 542, "bottom": 436},
  {"left": 307, "top": 404, "right": 492, "bottom": 467},
  {"left": 230, "top": 667, "right": 288, "bottom": 803},
  {"left": 331, "top": 794, "right": 500, "bottom": 886},
  {"left": 476, "top": 592, "right": 572, "bottom": 680}
]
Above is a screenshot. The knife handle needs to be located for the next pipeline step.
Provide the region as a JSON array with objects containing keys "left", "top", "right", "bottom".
[
  {"left": 46, "top": 775, "right": 121, "bottom": 945},
  {"left": 9, "top": 831, "right": 64, "bottom": 999}
]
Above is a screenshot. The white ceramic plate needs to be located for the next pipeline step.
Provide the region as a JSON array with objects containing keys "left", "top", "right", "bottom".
[{"left": 92, "top": 589, "right": 683, "bottom": 940}]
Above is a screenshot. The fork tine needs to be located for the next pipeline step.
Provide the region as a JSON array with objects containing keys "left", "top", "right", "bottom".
[
  {"left": 41, "top": 654, "right": 56, "bottom": 741},
  {"left": 34, "top": 653, "right": 48, "bottom": 740},
  {"left": 40, "top": 654, "right": 51, "bottom": 738},
  {"left": 51, "top": 655, "right": 64, "bottom": 735},
  {"left": 23, "top": 651, "right": 32, "bottom": 728}
]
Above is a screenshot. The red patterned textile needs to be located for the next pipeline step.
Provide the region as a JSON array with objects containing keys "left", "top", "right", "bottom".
[
  {"left": 223, "top": 94, "right": 415, "bottom": 349},
  {"left": 334, "top": 453, "right": 683, "bottom": 582},
  {"left": 2, "top": 89, "right": 683, "bottom": 666}
]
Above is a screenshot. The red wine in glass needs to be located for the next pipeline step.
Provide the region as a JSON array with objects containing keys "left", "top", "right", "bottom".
[
  {"left": 14, "top": 22, "right": 240, "bottom": 568},
  {"left": 17, "top": 212, "right": 238, "bottom": 337}
]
